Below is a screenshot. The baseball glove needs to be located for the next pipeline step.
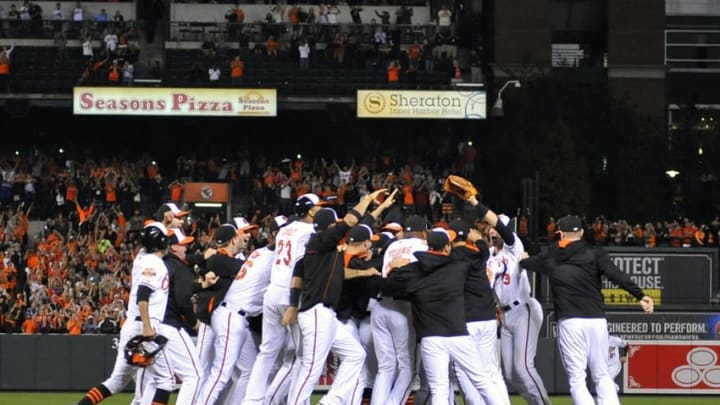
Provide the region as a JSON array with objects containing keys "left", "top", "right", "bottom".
[
  {"left": 442, "top": 175, "right": 478, "bottom": 200},
  {"left": 124, "top": 335, "right": 168, "bottom": 367}
]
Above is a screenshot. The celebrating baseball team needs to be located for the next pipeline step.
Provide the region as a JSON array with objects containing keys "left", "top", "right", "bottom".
[{"left": 76, "top": 175, "right": 655, "bottom": 405}]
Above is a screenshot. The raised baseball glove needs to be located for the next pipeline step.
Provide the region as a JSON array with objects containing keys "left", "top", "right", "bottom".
[
  {"left": 443, "top": 175, "right": 478, "bottom": 200},
  {"left": 124, "top": 335, "right": 168, "bottom": 367}
]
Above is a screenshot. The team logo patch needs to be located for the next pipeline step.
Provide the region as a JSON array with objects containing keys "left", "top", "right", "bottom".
[{"left": 142, "top": 267, "right": 156, "bottom": 277}]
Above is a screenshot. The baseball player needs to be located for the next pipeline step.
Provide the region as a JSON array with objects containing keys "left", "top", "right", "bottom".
[
  {"left": 196, "top": 219, "right": 256, "bottom": 405},
  {"left": 282, "top": 190, "right": 386, "bottom": 405},
  {"left": 194, "top": 224, "right": 246, "bottom": 383},
  {"left": 242, "top": 193, "right": 323, "bottom": 405},
  {"left": 448, "top": 218, "right": 510, "bottom": 405},
  {"left": 520, "top": 215, "right": 654, "bottom": 405},
  {"left": 154, "top": 202, "right": 189, "bottom": 226},
  {"left": 485, "top": 214, "right": 550, "bottom": 405},
  {"left": 221, "top": 215, "right": 288, "bottom": 404},
  {"left": 76, "top": 222, "right": 174, "bottom": 405},
  {"left": 136, "top": 227, "right": 203, "bottom": 405},
  {"left": 382, "top": 228, "right": 510, "bottom": 405},
  {"left": 333, "top": 193, "right": 398, "bottom": 405},
  {"left": 371, "top": 214, "right": 429, "bottom": 405},
  {"left": 608, "top": 335, "right": 628, "bottom": 392}
]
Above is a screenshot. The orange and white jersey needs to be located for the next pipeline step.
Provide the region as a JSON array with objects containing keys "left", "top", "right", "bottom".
[
  {"left": 269, "top": 221, "right": 315, "bottom": 288},
  {"left": 487, "top": 233, "right": 531, "bottom": 306},
  {"left": 223, "top": 246, "right": 274, "bottom": 316},
  {"left": 127, "top": 251, "right": 169, "bottom": 323},
  {"left": 381, "top": 237, "right": 428, "bottom": 278}
]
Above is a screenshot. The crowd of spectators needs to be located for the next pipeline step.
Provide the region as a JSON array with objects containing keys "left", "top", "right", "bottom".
[
  {"left": 0, "top": 139, "right": 475, "bottom": 335},
  {"left": 0, "top": 140, "right": 717, "bottom": 335},
  {"left": 545, "top": 216, "right": 720, "bottom": 248}
]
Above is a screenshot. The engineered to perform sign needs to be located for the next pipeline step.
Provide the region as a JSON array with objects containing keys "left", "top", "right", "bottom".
[
  {"left": 73, "top": 87, "right": 277, "bottom": 116},
  {"left": 543, "top": 311, "right": 720, "bottom": 341},
  {"left": 357, "top": 90, "right": 486, "bottom": 119}
]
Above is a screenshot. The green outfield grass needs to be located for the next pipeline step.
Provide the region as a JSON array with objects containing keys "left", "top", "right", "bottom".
[{"left": 0, "top": 392, "right": 719, "bottom": 405}]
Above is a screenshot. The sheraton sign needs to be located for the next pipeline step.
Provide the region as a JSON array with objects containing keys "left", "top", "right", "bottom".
[
  {"left": 357, "top": 90, "right": 486, "bottom": 119},
  {"left": 73, "top": 87, "right": 277, "bottom": 116}
]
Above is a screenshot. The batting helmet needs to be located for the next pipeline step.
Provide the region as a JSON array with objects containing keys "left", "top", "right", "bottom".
[
  {"left": 140, "top": 222, "right": 168, "bottom": 253},
  {"left": 124, "top": 334, "right": 168, "bottom": 367}
]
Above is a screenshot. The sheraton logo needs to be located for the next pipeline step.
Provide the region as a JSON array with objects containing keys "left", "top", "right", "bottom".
[{"left": 362, "top": 92, "right": 386, "bottom": 114}]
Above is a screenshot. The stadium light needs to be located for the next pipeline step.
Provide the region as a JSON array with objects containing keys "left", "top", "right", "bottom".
[{"left": 491, "top": 80, "right": 521, "bottom": 117}]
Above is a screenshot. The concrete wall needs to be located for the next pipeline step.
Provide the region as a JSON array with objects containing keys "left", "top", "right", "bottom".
[{"left": 0, "top": 334, "right": 578, "bottom": 393}]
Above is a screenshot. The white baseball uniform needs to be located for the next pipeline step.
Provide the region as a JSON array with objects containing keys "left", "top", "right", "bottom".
[
  {"left": 129, "top": 252, "right": 174, "bottom": 403},
  {"left": 98, "top": 252, "right": 162, "bottom": 396},
  {"left": 222, "top": 246, "right": 275, "bottom": 404},
  {"left": 197, "top": 246, "right": 273, "bottom": 405},
  {"left": 242, "top": 220, "right": 314, "bottom": 405},
  {"left": 137, "top": 252, "right": 202, "bottom": 405},
  {"left": 608, "top": 335, "right": 628, "bottom": 380},
  {"left": 371, "top": 237, "right": 427, "bottom": 405},
  {"left": 487, "top": 234, "right": 550, "bottom": 405}
]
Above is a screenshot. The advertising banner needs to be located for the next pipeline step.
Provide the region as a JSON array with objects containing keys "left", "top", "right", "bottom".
[
  {"left": 544, "top": 312, "right": 720, "bottom": 341},
  {"left": 357, "top": 90, "right": 486, "bottom": 119},
  {"left": 624, "top": 341, "right": 720, "bottom": 394},
  {"left": 73, "top": 87, "right": 277, "bottom": 116},
  {"left": 541, "top": 247, "right": 717, "bottom": 307}
]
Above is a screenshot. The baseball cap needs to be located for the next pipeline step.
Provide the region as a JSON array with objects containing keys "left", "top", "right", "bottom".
[
  {"left": 497, "top": 214, "right": 511, "bottom": 227},
  {"left": 405, "top": 215, "right": 429, "bottom": 233},
  {"left": 427, "top": 227, "right": 457, "bottom": 251},
  {"left": 557, "top": 215, "right": 582, "bottom": 232},
  {"left": 448, "top": 219, "right": 470, "bottom": 240},
  {"left": 154, "top": 202, "right": 189, "bottom": 220},
  {"left": 295, "top": 193, "right": 325, "bottom": 216},
  {"left": 168, "top": 227, "right": 194, "bottom": 245},
  {"left": 269, "top": 215, "right": 289, "bottom": 233},
  {"left": 374, "top": 231, "right": 394, "bottom": 247},
  {"left": 383, "top": 207, "right": 405, "bottom": 226},
  {"left": 213, "top": 224, "right": 238, "bottom": 245},
  {"left": 144, "top": 221, "right": 168, "bottom": 235},
  {"left": 232, "top": 216, "right": 259, "bottom": 233},
  {"left": 314, "top": 207, "right": 340, "bottom": 231},
  {"left": 381, "top": 222, "right": 404, "bottom": 234},
  {"left": 348, "top": 224, "right": 378, "bottom": 243}
]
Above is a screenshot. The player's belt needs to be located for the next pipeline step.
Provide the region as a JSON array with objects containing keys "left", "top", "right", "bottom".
[
  {"left": 500, "top": 300, "right": 523, "bottom": 312},
  {"left": 220, "top": 302, "right": 247, "bottom": 316}
]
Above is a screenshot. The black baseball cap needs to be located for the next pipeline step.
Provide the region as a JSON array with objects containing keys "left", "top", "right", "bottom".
[
  {"left": 558, "top": 215, "right": 582, "bottom": 232},
  {"left": 314, "top": 207, "right": 339, "bottom": 231},
  {"left": 213, "top": 224, "right": 237, "bottom": 245},
  {"left": 427, "top": 228, "right": 457, "bottom": 251},
  {"left": 448, "top": 219, "right": 470, "bottom": 240},
  {"left": 348, "top": 224, "right": 378, "bottom": 243},
  {"left": 405, "top": 215, "right": 429, "bottom": 233}
]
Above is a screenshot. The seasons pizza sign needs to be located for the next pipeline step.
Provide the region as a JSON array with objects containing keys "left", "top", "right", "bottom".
[{"left": 73, "top": 87, "right": 277, "bottom": 116}]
